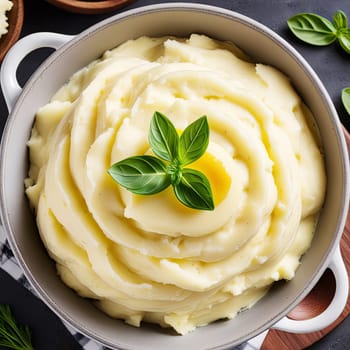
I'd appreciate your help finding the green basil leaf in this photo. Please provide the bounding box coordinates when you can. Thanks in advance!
[149,111,179,162]
[334,10,348,30]
[287,13,337,45]
[341,87,350,115]
[109,112,215,211]
[338,28,350,54]
[173,168,214,211]
[178,116,209,166]
[108,155,171,195]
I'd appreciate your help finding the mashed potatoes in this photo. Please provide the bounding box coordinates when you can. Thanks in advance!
[0,0,12,40]
[25,34,326,335]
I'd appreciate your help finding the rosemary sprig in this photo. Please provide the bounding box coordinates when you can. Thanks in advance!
[0,304,34,350]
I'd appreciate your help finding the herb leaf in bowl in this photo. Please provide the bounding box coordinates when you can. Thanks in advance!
[174,168,214,211]
[149,111,179,162]
[108,155,171,195]
[178,116,209,166]
[108,112,215,211]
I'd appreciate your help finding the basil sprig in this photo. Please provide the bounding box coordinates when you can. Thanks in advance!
[288,10,350,54]
[108,112,215,211]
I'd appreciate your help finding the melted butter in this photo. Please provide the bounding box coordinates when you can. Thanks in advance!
[190,151,232,206]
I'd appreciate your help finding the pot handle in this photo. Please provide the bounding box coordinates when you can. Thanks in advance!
[272,245,348,333]
[246,245,348,349]
[0,32,73,112]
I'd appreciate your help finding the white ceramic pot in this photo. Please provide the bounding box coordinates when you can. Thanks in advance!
[0,3,349,350]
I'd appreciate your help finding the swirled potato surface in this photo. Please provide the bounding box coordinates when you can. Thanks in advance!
[25,34,326,335]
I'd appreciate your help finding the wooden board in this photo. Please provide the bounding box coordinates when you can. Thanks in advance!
[262,128,350,349]
[45,0,135,14]
[0,0,24,62]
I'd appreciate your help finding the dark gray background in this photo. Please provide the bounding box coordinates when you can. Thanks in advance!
[0,0,349,349]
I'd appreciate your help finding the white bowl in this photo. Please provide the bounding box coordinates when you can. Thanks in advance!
[0,3,349,349]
